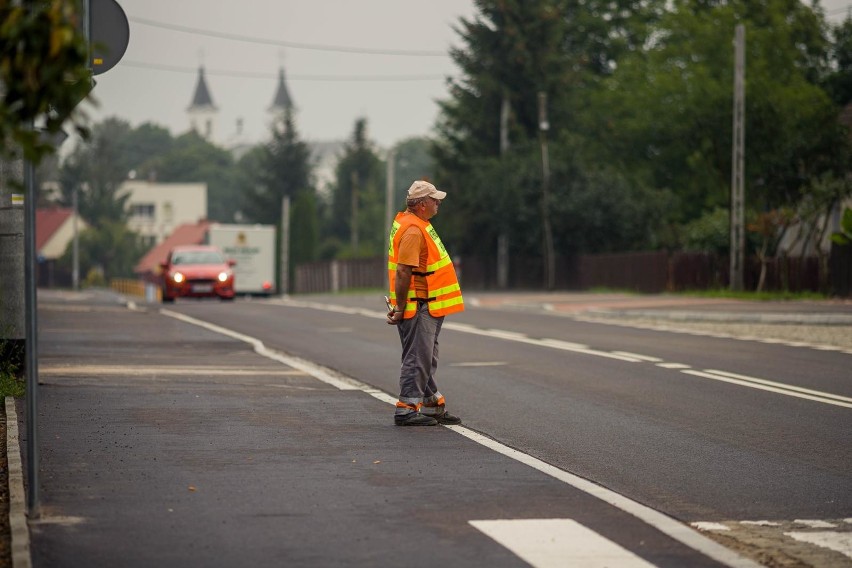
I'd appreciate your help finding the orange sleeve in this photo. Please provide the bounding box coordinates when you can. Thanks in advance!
[397,226,429,298]
[397,227,425,268]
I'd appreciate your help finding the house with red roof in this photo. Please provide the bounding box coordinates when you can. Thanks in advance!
[36,207,88,287]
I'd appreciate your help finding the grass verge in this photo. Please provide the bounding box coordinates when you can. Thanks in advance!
[675,289,828,301]
[0,373,24,399]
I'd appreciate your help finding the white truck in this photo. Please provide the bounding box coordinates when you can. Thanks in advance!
[206,224,276,295]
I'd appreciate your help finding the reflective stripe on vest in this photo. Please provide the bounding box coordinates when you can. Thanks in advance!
[387,212,464,319]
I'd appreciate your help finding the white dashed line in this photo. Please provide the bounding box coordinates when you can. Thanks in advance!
[682,370,852,409]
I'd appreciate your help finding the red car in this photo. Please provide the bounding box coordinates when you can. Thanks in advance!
[160,245,236,303]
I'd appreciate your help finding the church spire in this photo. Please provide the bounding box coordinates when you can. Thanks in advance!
[269,67,293,114]
[188,65,218,141]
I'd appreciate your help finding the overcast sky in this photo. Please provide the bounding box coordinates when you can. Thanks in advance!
[89,0,478,150]
[89,0,851,151]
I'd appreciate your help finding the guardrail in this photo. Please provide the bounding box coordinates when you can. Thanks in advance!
[110,278,161,302]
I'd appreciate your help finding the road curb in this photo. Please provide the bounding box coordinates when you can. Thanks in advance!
[5,397,31,568]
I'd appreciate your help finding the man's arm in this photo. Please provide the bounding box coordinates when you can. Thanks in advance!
[388,264,413,325]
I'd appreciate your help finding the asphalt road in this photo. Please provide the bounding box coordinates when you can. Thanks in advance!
[27,289,852,567]
[171,294,851,520]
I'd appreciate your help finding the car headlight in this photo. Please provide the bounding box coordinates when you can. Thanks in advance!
[172,272,185,283]
[217,271,231,283]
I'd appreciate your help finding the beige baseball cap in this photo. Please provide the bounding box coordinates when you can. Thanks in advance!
[407,180,446,200]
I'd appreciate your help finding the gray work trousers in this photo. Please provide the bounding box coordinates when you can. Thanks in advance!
[395,301,444,416]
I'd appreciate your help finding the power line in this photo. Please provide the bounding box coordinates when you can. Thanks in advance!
[121,60,448,81]
[129,16,449,57]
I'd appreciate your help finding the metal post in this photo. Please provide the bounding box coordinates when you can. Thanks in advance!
[730,25,746,291]
[538,92,555,290]
[280,195,290,295]
[497,92,510,289]
[384,150,395,291]
[72,185,79,290]
[23,143,39,518]
[350,171,358,255]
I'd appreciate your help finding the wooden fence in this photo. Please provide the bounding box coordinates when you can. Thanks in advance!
[293,247,852,297]
[295,258,385,294]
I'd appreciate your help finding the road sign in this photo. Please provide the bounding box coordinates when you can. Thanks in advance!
[90,0,129,75]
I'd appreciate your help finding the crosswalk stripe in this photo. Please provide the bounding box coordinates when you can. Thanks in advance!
[470,519,656,568]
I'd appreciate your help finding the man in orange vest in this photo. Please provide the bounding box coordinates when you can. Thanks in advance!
[386,180,465,426]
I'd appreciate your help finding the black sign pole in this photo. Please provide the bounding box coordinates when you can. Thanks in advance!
[23,125,39,518]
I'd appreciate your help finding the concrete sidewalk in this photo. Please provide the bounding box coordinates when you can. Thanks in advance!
[15,288,756,568]
[464,291,852,324]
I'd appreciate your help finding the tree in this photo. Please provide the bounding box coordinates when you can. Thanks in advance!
[123,123,174,174]
[326,118,385,258]
[595,0,845,223]
[144,130,241,222]
[59,118,134,228]
[240,108,313,225]
[392,137,435,207]
[434,0,667,261]
[824,15,852,105]
[0,0,92,165]
[58,220,145,282]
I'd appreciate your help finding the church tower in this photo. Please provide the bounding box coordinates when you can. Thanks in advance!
[268,67,294,120]
[187,65,218,141]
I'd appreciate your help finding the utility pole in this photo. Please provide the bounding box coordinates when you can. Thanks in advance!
[350,170,359,254]
[730,24,746,291]
[385,150,395,291]
[72,185,80,290]
[497,92,510,289]
[538,92,555,290]
[280,195,290,295]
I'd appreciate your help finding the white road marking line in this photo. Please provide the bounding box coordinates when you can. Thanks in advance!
[793,519,838,529]
[276,299,643,363]
[470,519,656,568]
[612,351,663,362]
[441,322,644,362]
[538,338,590,350]
[163,309,759,568]
[691,522,731,532]
[40,365,308,376]
[656,363,692,369]
[681,370,852,409]
[705,370,852,404]
[162,310,366,391]
[450,362,508,367]
[785,532,852,559]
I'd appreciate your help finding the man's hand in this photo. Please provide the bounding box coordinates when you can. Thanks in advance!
[387,308,403,325]
[389,264,413,326]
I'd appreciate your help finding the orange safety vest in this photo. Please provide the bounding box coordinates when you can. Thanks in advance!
[387,211,464,319]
